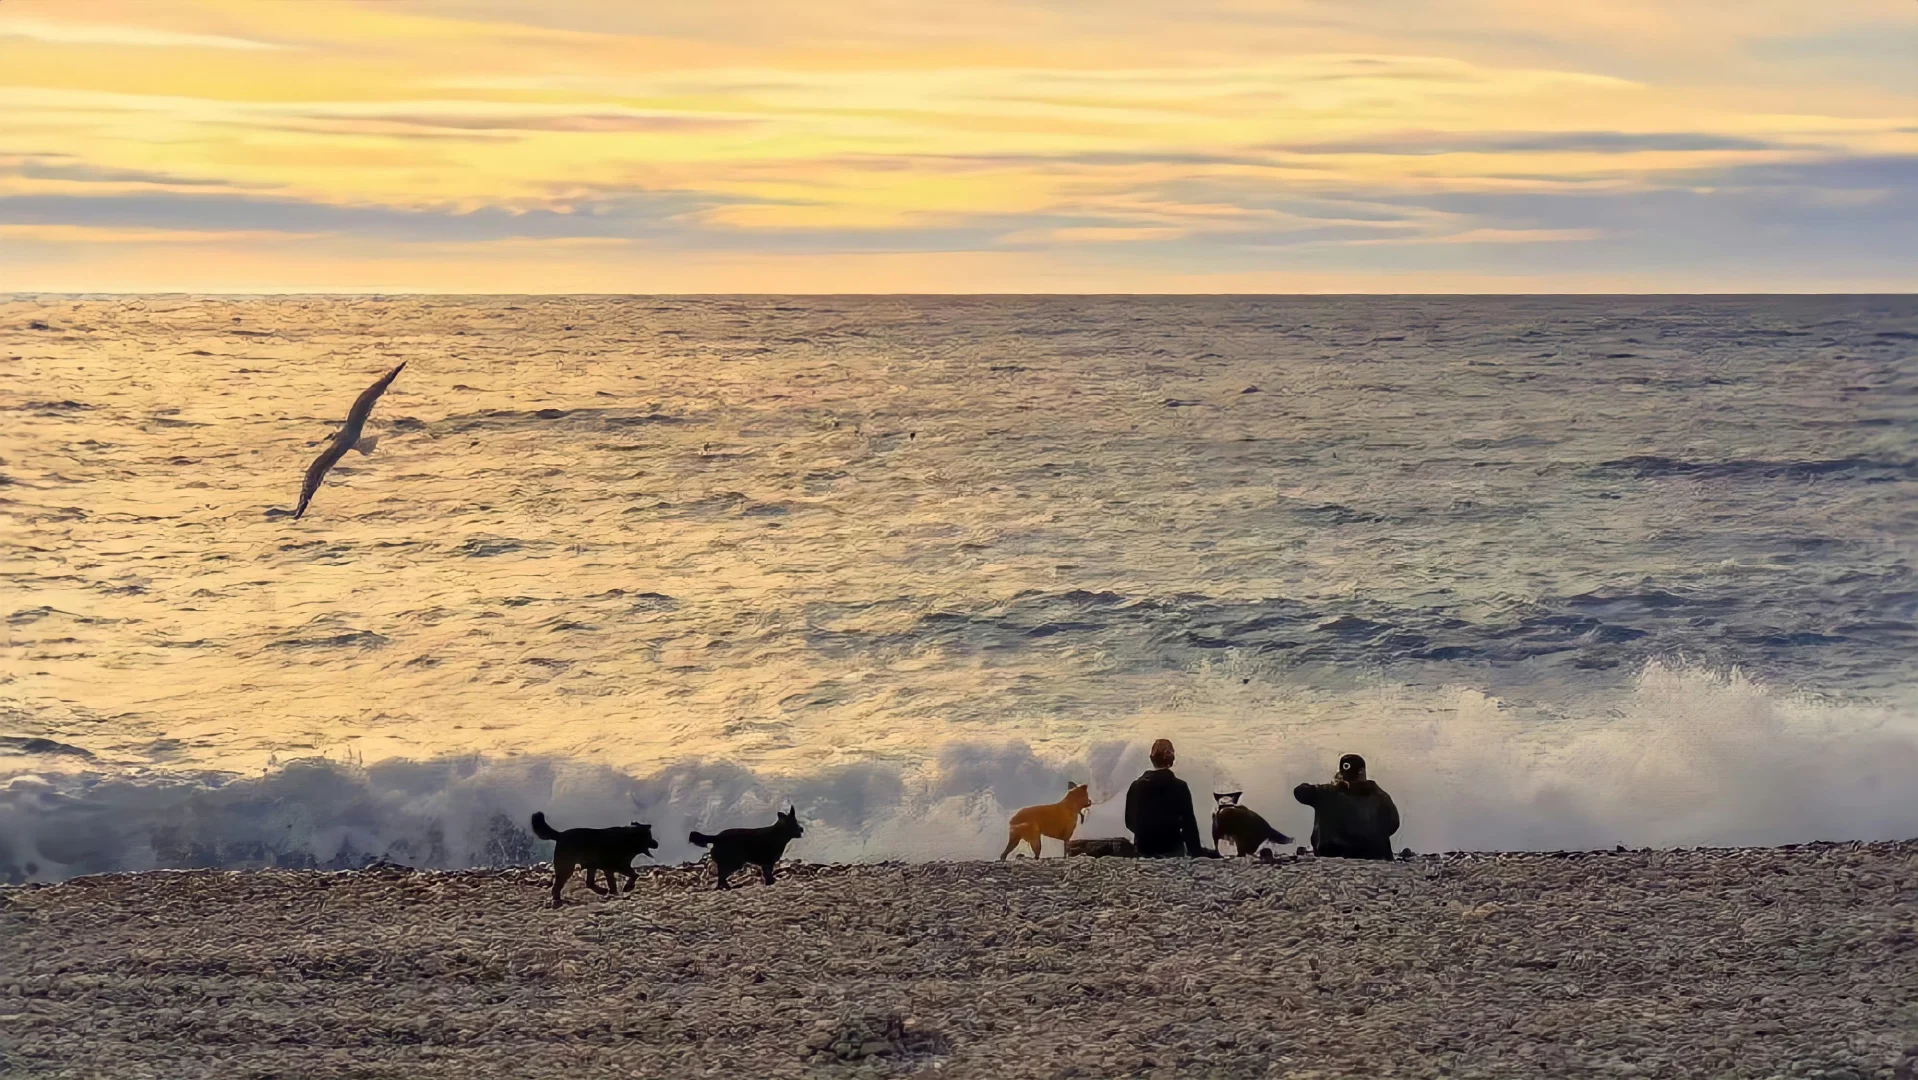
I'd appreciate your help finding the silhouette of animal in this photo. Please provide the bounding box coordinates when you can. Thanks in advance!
[530,811,658,908]
[1210,791,1293,857]
[292,362,404,519]
[999,782,1093,859]
[689,807,804,889]
[1065,836,1136,857]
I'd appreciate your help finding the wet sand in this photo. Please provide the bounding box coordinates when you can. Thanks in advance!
[4,843,1916,1078]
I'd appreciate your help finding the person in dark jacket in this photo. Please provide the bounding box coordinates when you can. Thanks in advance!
[1293,753,1400,859]
[1124,739,1217,858]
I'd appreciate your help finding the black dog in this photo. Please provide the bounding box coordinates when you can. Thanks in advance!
[1211,792,1294,857]
[531,811,659,907]
[688,807,803,889]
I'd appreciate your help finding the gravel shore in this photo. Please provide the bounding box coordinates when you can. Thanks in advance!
[4,843,1916,1079]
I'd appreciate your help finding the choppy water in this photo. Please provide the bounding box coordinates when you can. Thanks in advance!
[4,295,1917,879]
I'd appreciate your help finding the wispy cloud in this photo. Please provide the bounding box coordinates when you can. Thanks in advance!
[0,189,731,242]
[1276,131,1802,156]
[321,113,753,134]
[0,223,320,244]
[0,16,286,51]
[0,1,1911,290]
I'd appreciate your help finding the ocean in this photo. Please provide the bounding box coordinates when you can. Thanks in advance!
[4,294,1916,880]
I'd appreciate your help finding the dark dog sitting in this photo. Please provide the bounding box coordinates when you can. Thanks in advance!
[689,807,804,889]
[1210,792,1293,857]
[530,811,658,908]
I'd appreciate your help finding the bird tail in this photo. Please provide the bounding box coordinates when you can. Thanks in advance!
[530,812,561,841]
[688,831,715,848]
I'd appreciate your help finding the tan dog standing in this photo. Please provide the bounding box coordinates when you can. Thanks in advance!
[999,782,1093,859]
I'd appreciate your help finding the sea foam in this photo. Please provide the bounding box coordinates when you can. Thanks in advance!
[5,664,1912,882]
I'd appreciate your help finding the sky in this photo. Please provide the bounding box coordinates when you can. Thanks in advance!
[1,0,1914,293]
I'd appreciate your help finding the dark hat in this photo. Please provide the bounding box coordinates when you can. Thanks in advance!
[1338,753,1367,775]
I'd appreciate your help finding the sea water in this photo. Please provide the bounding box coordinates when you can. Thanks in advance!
[3,295,1915,878]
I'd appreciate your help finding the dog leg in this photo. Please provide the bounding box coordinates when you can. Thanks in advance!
[622,867,638,893]
[551,859,575,908]
[1006,823,1040,859]
[583,868,610,895]
[760,862,776,886]
[999,827,1021,861]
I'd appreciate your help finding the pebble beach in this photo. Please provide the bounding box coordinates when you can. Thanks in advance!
[5,842,1916,1079]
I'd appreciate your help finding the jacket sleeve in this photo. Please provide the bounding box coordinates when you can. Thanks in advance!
[1378,790,1401,837]
[1294,782,1327,806]
[1177,781,1204,855]
[1124,778,1142,835]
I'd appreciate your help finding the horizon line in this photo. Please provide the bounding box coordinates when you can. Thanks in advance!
[8,290,1917,299]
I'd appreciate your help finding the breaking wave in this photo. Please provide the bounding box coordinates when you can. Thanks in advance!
[4,664,1914,882]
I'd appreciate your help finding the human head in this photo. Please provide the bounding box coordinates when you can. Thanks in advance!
[1337,753,1367,781]
[1149,739,1176,769]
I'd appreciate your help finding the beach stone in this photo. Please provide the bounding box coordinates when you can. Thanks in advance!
[2,846,1913,1078]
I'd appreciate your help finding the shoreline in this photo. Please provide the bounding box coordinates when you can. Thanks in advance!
[5,842,1916,1078]
[10,835,1915,886]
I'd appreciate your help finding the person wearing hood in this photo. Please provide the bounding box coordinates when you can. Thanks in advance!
[1293,753,1400,859]
[1124,739,1218,858]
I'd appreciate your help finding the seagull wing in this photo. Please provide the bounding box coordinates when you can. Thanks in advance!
[345,361,406,431]
[293,438,350,519]
[290,362,406,520]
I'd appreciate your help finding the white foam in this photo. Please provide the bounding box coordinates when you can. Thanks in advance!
[3,664,1913,882]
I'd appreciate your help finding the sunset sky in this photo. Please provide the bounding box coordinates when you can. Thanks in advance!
[1,0,1913,292]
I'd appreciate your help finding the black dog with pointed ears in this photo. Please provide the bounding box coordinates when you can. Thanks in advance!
[531,812,659,907]
[689,807,804,889]
[1210,792,1293,858]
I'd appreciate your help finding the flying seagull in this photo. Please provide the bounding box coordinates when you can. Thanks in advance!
[291,362,405,520]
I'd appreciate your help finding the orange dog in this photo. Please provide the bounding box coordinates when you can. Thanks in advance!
[999,782,1093,859]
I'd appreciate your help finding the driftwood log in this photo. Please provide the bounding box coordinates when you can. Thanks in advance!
[1065,837,1136,858]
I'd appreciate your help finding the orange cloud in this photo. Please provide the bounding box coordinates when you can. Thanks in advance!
[0,0,1911,290]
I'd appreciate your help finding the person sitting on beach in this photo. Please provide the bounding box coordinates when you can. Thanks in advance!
[1124,739,1217,858]
[1293,753,1400,860]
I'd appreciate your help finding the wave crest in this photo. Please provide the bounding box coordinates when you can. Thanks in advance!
[3,664,1914,882]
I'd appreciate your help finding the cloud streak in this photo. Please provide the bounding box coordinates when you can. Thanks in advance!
[1276,131,1803,156]
[0,16,287,51]
[0,1,1912,290]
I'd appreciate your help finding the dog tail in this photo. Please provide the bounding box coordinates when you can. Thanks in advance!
[1269,825,1294,846]
[688,830,715,848]
[530,812,561,841]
